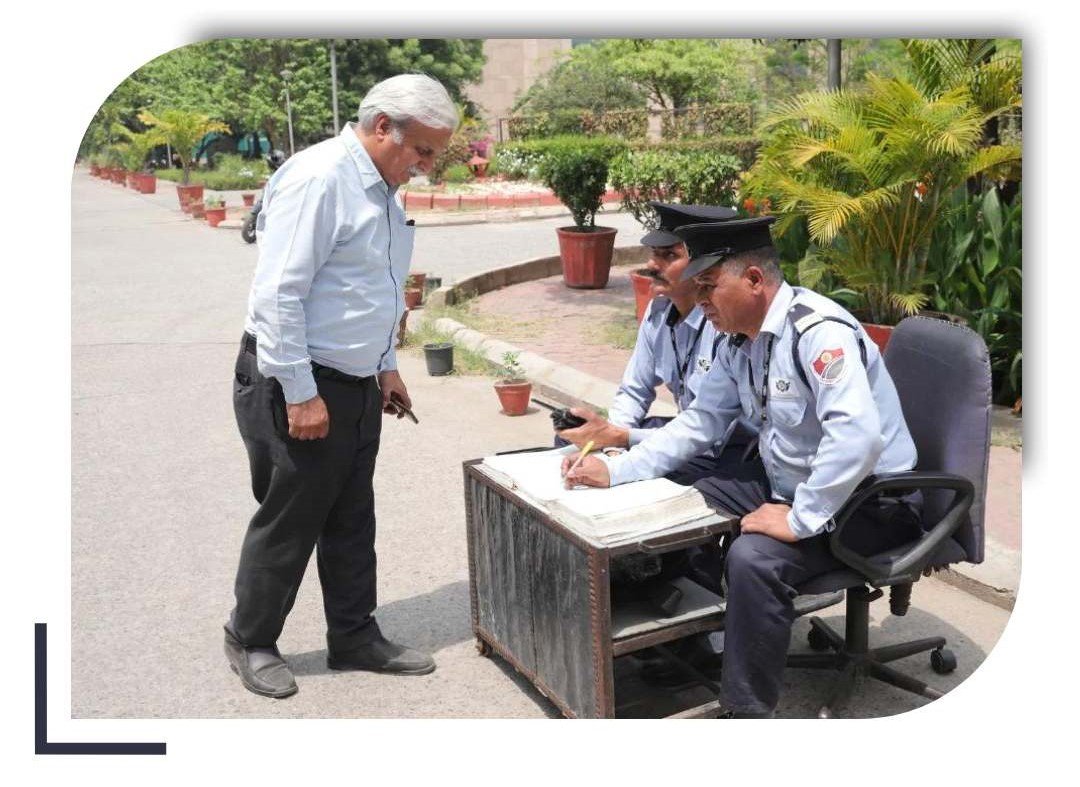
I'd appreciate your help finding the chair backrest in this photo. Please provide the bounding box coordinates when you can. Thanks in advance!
[883,316,992,564]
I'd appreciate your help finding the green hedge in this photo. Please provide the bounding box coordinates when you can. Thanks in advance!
[609,147,743,226]
[153,154,269,190]
[628,138,761,171]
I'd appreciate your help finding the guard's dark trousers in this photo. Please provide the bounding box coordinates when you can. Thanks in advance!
[230,335,383,653]
[693,453,921,716]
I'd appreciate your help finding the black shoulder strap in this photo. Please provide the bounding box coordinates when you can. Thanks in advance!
[787,303,868,389]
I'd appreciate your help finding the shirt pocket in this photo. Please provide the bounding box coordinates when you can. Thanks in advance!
[768,396,808,428]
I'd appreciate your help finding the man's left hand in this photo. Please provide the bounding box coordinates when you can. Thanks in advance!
[740,503,799,543]
[378,370,411,417]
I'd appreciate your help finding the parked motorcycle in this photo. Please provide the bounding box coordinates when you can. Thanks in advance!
[241,150,287,244]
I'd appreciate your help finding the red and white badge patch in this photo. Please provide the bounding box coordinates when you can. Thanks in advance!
[812,347,846,385]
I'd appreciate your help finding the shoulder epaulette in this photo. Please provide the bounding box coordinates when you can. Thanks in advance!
[787,302,867,388]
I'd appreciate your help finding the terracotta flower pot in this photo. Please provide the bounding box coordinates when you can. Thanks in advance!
[205,206,227,227]
[408,272,427,292]
[555,226,617,289]
[90,164,100,177]
[189,201,206,219]
[136,173,157,194]
[860,322,893,355]
[113,169,128,184]
[176,183,204,213]
[629,269,658,323]
[404,288,423,310]
[242,193,255,207]
[126,172,139,189]
[495,380,532,416]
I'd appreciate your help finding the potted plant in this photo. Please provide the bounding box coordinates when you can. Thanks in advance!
[139,109,229,212]
[743,53,1021,350]
[404,274,424,310]
[493,351,532,416]
[116,129,159,194]
[629,268,661,323]
[205,195,227,227]
[423,342,454,376]
[189,200,206,220]
[242,192,256,207]
[538,137,622,289]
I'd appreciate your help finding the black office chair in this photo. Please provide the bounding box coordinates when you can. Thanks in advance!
[787,316,992,718]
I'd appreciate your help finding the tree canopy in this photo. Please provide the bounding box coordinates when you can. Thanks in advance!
[81,38,485,156]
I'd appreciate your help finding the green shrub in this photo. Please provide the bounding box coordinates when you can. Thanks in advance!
[442,164,473,184]
[210,153,269,189]
[927,185,1023,403]
[534,136,628,228]
[608,147,742,226]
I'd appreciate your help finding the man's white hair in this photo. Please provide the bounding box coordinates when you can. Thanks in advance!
[357,74,459,134]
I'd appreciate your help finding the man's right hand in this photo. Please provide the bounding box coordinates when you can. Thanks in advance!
[557,407,630,450]
[561,454,611,489]
[286,395,329,440]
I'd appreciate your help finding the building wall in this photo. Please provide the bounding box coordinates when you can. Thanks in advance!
[465,39,573,139]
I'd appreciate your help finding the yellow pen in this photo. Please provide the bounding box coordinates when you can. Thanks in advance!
[565,440,595,479]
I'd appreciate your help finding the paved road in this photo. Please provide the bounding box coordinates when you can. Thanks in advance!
[70,169,1010,719]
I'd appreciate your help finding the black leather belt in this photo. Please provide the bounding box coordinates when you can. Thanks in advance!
[242,333,374,385]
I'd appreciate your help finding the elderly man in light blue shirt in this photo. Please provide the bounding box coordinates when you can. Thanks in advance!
[225,74,457,700]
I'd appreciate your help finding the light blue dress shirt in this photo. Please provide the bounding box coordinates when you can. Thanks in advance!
[604,282,918,539]
[609,298,724,446]
[244,123,413,403]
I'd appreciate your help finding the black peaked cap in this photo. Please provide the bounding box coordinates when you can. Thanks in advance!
[676,217,778,281]
[640,201,738,247]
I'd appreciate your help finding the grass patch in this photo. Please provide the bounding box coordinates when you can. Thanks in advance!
[423,297,539,339]
[593,312,640,350]
[401,316,496,377]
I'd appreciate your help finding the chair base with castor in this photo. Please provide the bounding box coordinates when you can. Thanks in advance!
[787,585,957,718]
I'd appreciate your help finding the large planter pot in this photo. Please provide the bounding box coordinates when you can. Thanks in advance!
[205,206,227,227]
[89,164,100,177]
[136,173,157,194]
[176,183,204,213]
[189,201,206,219]
[404,288,423,310]
[494,380,532,416]
[860,322,893,355]
[112,169,128,184]
[423,342,454,376]
[555,226,617,289]
[629,269,657,323]
[242,193,256,207]
[408,272,427,293]
[126,172,139,189]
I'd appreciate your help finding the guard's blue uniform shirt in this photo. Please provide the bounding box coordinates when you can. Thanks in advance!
[604,282,918,539]
[609,297,724,446]
[244,123,413,404]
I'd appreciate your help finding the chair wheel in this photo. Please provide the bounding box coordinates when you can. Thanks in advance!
[807,626,832,652]
[930,647,956,674]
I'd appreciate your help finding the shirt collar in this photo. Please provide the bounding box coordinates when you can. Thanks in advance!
[759,280,795,339]
[339,122,394,194]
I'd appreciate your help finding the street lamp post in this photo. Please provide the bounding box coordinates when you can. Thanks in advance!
[281,69,295,156]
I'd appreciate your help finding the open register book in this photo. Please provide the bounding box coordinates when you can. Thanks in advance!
[478,447,727,546]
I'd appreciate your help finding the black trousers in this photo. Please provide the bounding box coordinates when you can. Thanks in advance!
[229,337,383,653]
[692,452,922,715]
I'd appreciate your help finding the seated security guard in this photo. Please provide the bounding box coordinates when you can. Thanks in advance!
[557,201,753,486]
[564,217,922,718]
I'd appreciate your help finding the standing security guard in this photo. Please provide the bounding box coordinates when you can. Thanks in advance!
[558,202,753,485]
[565,217,921,717]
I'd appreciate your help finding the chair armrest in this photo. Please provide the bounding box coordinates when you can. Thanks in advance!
[828,471,975,585]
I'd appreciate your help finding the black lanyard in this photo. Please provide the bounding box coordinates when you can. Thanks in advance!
[668,308,704,408]
[746,335,776,422]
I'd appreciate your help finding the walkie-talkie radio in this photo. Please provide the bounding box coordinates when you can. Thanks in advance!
[531,398,587,431]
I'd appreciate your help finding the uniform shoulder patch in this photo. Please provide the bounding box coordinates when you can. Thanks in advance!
[811,347,847,385]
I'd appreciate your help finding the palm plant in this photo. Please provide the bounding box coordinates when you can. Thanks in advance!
[743,70,1021,324]
[115,129,159,174]
[138,109,230,185]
